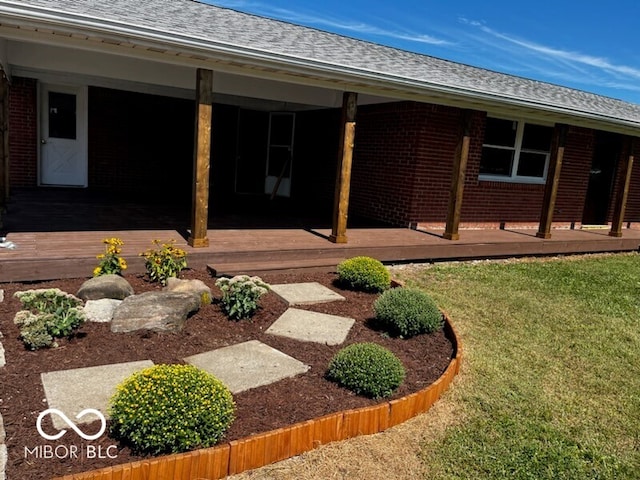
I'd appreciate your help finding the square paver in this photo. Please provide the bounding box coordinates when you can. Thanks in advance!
[270,282,345,306]
[184,340,309,394]
[266,308,355,345]
[41,360,154,430]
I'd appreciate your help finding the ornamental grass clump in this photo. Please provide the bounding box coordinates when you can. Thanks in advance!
[374,287,443,338]
[326,342,405,399]
[13,288,86,350]
[336,256,391,292]
[93,237,127,276]
[140,239,188,285]
[215,275,270,320]
[109,364,235,455]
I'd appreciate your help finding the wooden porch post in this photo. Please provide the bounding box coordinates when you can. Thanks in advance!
[536,124,568,239]
[0,71,8,206]
[329,92,357,244]
[609,136,635,237]
[188,68,213,248]
[444,110,472,240]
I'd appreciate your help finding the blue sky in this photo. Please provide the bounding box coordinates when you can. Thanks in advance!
[204,0,640,104]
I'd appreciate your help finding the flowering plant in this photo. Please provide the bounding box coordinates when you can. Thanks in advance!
[215,275,270,320]
[140,239,188,285]
[93,237,127,276]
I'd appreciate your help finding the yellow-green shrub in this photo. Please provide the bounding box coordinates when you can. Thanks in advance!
[109,364,235,455]
[336,256,390,292]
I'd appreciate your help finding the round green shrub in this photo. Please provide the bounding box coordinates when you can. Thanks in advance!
[374,287,443,338]
[326,342,405,399]
[109,364,235,455]
[336,256,391,292]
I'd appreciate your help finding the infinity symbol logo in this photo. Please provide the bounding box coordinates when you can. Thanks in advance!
[36,408,106,441]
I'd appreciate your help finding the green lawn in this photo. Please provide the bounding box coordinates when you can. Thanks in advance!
[393,253,640,480]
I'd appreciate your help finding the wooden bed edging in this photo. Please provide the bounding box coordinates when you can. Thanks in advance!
[55,315,462,480]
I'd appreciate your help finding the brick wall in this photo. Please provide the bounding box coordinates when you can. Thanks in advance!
[351,102,430,226]
[351,101,605,228]
[88,87,194,198]
[9,77,38,187]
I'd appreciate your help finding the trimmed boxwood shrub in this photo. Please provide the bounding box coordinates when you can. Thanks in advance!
[374,287,443,338]
[326,342,405,399]
[336,256,391,292]
[109,364,235,455]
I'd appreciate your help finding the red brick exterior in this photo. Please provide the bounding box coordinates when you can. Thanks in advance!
[88,87,194,197]
[9,77,38,187]
[351,101,634,228]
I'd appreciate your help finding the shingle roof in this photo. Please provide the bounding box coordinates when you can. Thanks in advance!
[5,0,640,131]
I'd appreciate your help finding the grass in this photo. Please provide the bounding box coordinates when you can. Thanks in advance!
[393,253,640,480]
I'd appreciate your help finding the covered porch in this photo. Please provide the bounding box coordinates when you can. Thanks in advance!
[1,188,639,282]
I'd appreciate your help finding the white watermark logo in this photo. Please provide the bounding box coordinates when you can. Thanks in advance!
[36,408,106,441]
[25,408,118,460]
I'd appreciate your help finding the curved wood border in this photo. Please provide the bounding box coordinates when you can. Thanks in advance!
[56,314,462,480]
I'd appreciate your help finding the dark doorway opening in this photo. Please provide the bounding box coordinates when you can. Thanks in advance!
[582,132,622,225]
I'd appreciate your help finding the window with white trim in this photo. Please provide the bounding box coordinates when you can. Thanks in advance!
[479,117,553,182]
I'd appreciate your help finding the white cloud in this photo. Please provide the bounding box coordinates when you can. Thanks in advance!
[460,18,640,82]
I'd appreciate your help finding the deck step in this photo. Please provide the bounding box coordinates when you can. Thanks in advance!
[207,257,348,277]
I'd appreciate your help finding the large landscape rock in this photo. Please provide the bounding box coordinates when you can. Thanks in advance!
[77,275,134,301]
[164,277,212,306]
[111,291,201,333]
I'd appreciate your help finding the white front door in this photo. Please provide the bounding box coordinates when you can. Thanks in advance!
[40,84,88,187]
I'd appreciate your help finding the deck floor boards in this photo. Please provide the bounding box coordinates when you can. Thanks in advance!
[2,188,639,282]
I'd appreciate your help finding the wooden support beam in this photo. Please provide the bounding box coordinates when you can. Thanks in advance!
[0,71,8,206]
[536,124,568,239]
[444,110,472,240]
[330,92,357,244]
[609,137,635,237]
[188,68,213,248]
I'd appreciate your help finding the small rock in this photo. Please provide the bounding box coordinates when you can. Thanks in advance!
[165,277,212,306]
[77,275,134,301]
[82,299,123,323]
[0,290,3,303]
[0,343,4,369]
[111,291,201,333]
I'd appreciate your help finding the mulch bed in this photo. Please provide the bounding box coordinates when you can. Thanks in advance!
[0,269,454,480]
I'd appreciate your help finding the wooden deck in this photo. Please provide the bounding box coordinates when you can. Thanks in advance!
[2,225,640,282]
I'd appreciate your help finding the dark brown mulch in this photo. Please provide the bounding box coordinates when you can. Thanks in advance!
[0,269,454,480]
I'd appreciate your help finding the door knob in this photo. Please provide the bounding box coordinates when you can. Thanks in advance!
[41,139,47,144]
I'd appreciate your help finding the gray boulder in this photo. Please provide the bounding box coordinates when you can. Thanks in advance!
[77,275,134,301]
[111,291,201,333]
[83,298,122,323]
[164,277,212,306]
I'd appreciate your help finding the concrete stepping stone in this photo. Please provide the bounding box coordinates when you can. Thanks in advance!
[41,360,153,430]
[270,282,345,306]
[266,308,355,346]
[184,340,309,394]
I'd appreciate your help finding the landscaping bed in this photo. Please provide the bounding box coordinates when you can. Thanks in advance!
[0,268,454,480]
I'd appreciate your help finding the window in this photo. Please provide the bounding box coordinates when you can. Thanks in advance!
[480,117,553,182]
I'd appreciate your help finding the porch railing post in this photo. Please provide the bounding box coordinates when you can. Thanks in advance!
[444,110,472,240]
[188,68,213,248]
[0,70,8,207]
[536,123,568,239]
[330,92,357,244]
[609,136,635,237]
